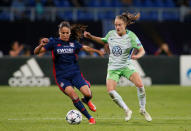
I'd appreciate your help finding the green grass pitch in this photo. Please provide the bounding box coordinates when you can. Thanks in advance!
[0,85,191,131]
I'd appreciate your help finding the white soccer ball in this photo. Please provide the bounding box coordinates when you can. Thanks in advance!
[66,110,82,124]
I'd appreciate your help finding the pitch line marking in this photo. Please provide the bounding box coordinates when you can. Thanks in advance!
[7,117,191,121]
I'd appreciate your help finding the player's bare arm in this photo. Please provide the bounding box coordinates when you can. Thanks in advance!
[82,45,104,57]
[131,47,145,60]
[84,31,106,45]
[34,38,48,55]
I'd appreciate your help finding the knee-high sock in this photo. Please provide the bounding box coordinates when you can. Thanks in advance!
[137,86,146,110]
[72,98,92,119]
[109,90,129,112]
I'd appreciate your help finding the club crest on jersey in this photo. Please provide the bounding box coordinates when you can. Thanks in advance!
[60,82,64,87]
[136,39,142,46]
[69,42,74,47]
[137,43,141,47]
[112,46,122,56]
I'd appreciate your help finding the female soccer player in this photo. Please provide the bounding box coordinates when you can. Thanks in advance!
[34,21,104,124]
[84,12,152,122]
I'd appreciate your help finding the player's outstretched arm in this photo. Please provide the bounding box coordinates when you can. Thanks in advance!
[82,45,104,57]
[34,38,48,55]
[131,47,145,60]
[84,31,106,45]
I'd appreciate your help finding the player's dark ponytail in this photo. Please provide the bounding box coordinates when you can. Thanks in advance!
[58,21,87,42]
[116,12,140,26]
[70,24,87,41]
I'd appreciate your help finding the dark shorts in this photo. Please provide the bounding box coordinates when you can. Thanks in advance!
[56,72,90,91]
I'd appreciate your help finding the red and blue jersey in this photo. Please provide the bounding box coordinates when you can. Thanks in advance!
[44,37,82,78]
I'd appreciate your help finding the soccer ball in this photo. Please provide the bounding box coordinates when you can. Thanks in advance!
[66,110,82,124]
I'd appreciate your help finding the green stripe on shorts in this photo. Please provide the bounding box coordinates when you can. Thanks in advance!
[107,67,136,82]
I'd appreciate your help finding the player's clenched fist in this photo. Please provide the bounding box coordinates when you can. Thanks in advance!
[40,38,49,47]
[84,31,92,39]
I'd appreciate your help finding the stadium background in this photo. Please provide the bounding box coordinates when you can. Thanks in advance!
[0,0,191,55]
[0,0,191,130]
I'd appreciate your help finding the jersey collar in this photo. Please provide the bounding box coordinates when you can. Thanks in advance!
[126,29,129,34]
[58,37,69,44]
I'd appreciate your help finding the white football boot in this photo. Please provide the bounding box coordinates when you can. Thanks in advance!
[140,109,152,122]
[125,110,132,121]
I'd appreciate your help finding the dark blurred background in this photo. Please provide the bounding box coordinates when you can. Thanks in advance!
[0,0,191,57]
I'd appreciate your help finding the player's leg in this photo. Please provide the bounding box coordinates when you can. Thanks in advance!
[129,72,146,110]
[107,70,132,121]
[129,72,152,122]
[72,73,96,112]
[79,85,96,124]
[56,78,94,124]
[80,85,96,112]
[64,86,95,124]
[71,73,96,124]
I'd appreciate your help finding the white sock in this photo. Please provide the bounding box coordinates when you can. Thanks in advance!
[109,90,129,112]
[137,86,146,110]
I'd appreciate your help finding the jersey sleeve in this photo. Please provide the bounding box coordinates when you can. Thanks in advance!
[75,42,82,53]
[101,30,113,43]
[130,32,143,50]
[44,37,55,51]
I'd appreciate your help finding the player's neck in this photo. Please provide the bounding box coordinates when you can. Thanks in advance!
[59,37,69,42]
[118,31,126,36]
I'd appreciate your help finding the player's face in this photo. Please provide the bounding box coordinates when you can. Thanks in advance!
[59,27,71,41]
[114,18,126,36]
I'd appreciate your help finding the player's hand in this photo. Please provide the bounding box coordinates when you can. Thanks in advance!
[131,55,140,60]
[40,38,49,47]
[97,50,105,57]
[84,31,92,39]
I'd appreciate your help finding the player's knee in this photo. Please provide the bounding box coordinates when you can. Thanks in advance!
[82,89,92,98]
[85,93,92,99]
[107,88,113,92]
[71,96,79,101]
[68,92,79,100]
[107,85,115,92]
[106,80,117,92]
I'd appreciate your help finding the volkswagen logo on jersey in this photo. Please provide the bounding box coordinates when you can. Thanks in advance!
[112,46,122,56]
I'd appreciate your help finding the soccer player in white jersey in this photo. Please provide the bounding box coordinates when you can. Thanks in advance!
[84,12,152,122]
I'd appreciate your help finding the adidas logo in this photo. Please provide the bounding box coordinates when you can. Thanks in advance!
[118,60,152,86]
[8,58,51,87]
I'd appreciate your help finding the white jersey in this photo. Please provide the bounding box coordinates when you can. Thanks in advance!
[101,30,142,70]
